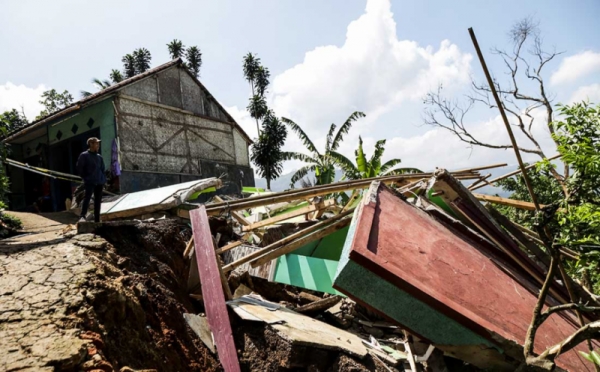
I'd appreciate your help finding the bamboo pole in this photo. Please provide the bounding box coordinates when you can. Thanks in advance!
[241,199,334,232]
[222,208,355,273]
[467,173,491,190]
[452,162,507,173]
[215,240,243,254]
[470,154,561,192]
[473,193,544,211]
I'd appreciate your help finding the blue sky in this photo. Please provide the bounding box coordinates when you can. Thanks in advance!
[1,0,599,177]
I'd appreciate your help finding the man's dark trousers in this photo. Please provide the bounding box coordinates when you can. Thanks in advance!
[80,184,103,222]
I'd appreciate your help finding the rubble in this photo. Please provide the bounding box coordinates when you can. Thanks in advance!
[3,163,599,371]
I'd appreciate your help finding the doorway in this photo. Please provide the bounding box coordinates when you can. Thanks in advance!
[48,129,100,211]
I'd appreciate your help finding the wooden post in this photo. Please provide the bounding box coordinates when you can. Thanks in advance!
[189,206,240,372]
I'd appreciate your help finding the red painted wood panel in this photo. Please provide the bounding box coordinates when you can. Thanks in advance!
[349,184,594,372]
[190,206,240,372]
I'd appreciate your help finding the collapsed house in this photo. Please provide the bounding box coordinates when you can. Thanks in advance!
[66,163,596,371]
[3,58,254,212]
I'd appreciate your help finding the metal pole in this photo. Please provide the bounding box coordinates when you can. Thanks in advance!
[467,28,540,210]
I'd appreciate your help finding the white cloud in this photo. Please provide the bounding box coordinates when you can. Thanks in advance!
[224,104,258,140]
[550,51,600,86]
[568,83,600,104]
[0,82,47,120]
[270,0,471,143]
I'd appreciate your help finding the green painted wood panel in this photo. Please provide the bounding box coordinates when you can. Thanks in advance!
[273,254,343,296]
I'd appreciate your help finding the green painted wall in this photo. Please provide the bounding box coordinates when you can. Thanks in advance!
[47,99,115,165]
[273,225,350,294]
[21,136,48,160]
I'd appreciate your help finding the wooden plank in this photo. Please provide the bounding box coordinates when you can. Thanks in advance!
[251,217,352,268]
[451,162,507,173]
[215,240,243,254]
[183,237,194,258]
[295,296,342,314]
[189,206,240,372]
[242,199,334,231]
[222,208,355,273]
[472,193,543,211]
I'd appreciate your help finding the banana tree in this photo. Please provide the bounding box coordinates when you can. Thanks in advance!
[329,136,422,180]
[282,111,366,188]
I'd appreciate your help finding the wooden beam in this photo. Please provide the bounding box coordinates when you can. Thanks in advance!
[215,240,243,254]
[222,208,355,273]
[241,199,334,232]
[202,171,478,217]
[467,173,491,190]
[452,162,508,173]
[183,237,194,259]
[470,154,561,191]
[189,206,240,372]
[250,216,352,268]
[472,193,544,211]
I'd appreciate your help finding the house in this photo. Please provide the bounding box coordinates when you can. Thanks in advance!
[4,58,254,211]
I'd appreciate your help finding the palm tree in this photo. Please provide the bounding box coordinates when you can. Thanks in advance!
[282,111,365,188]
[122,54,136,78]
[133,48,152,74]
[80,78,113,98]
[185,46,202,77]
[330,136,422,180]
[167,39,185,59]
[110,69,123,84]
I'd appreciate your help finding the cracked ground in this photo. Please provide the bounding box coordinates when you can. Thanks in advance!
[0,212,96,371]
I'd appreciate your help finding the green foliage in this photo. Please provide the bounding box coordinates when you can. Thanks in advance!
[579,350,600,366]
[110,69,123,84]
[185,46,202,78]
[282,112,366,188]
[243,53,286,189]
[37,89,73,119]
[167,39,185,59]
[121,54,136,78]
[243,53,270,123]
[497,102,600,292]
[133,48,152,74]
[0,109,28,132]
[251,113,288,190]
[330,136,422,180]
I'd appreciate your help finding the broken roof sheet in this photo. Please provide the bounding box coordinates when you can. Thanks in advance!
[333,181,595,372]
[101,178,221,220]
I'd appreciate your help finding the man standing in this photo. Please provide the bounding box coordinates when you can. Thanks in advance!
[76,137,106,223]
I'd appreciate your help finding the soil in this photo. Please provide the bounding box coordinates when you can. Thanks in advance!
[86,219,220,372]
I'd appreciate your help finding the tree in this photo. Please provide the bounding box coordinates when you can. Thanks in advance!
[243,53,270,135]
[423,18,567,191]
[422,17,600,369]
[518,102,600,370]
[251,112,288,190]
[110,69,123,84]
[185,46,202,78]
[81,78,113,98]
[122,54,136,78]
[330,136,421,180]
[242,53,287,189]
[0,109,28,132]
[167,39,185,59]
[133,48,152,74]
[37,89,73,119]
[282,111,365,187]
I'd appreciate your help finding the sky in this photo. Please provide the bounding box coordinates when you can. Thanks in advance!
[1,0,599,180]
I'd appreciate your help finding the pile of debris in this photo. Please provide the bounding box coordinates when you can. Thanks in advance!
[5,161,599,371]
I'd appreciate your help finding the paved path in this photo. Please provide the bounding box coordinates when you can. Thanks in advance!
[0,212,96,371]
